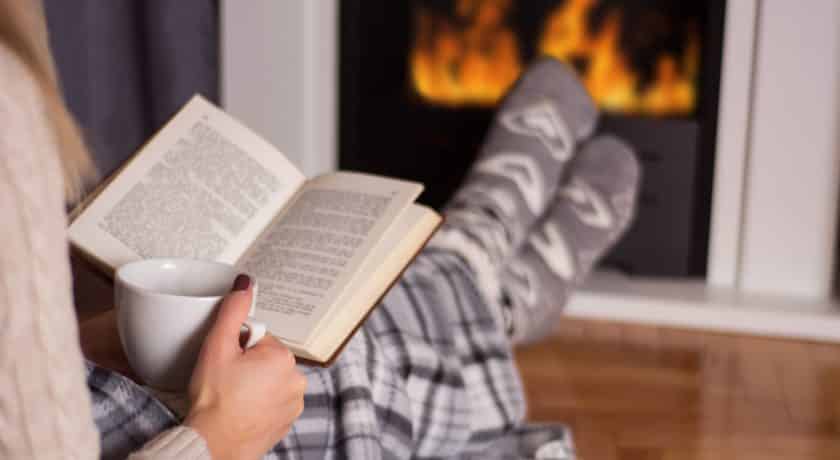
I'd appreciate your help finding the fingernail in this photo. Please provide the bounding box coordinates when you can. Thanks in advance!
[232,274,251,291]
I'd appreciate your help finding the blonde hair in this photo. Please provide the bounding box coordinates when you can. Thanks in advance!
[0,0,96,202]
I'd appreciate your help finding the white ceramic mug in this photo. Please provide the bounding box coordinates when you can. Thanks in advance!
[115,258,267,391]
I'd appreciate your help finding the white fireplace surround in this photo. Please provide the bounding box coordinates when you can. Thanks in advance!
[222,0,840,342]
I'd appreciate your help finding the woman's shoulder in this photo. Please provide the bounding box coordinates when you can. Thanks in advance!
[0,41,65,211]
[0,42,43,100]
[0,42,51,148]
[0,41,54,139]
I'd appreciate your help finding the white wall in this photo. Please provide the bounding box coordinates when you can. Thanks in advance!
[221,1,338,177]
[707,0,758,288]
[738,0,840,299]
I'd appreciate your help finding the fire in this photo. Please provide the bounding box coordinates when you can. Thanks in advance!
[539,0,698,115]
[410,0,700,116]
[410,0,522,107]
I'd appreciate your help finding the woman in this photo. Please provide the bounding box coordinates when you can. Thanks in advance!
[2,2,641,459]
[0,2,304,459]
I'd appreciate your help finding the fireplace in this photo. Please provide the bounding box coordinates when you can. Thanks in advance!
[223,0,840,345]
[339,0,726,277]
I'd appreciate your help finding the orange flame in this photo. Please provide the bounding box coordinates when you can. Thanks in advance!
[410,0,700,116]
[410,0,522,107]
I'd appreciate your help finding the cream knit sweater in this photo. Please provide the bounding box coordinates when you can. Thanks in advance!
[0,45,210,459]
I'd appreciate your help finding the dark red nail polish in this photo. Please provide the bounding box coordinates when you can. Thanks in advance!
[232,274,251,291]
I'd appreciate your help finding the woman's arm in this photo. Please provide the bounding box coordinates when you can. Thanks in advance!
[0,45,213,460]
[0,45,101,459]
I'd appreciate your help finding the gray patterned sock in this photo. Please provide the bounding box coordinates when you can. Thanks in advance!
[498,135,641,344]
[430,58,598,308]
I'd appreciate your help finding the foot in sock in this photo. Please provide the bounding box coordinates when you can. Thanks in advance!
[430,57,598,307]
[498,135,641,344]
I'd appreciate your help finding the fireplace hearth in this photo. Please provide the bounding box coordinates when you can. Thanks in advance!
[340,0,725,277]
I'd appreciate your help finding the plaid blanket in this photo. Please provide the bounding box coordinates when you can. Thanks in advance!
[87,250,575,459]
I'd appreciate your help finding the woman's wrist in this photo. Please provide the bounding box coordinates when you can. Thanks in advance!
[185,410,238,460]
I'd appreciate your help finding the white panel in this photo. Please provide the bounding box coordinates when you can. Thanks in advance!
[706,0,758,288]
[568,272,840,343]
[739,0,840,299]
[221,1,337,176]
[300,1,338,176]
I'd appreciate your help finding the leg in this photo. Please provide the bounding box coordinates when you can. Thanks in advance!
[499,135,641,344]
[84,58,602,459]
[85,361,178,459]
[429,58,598,316]
[85,251,577,459]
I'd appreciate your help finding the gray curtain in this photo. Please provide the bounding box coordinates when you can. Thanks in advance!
[44,0,219,178]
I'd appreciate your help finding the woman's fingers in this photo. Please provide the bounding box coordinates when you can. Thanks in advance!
[204,274,254,358]
[249,335,297,368]
[187,298,308,458]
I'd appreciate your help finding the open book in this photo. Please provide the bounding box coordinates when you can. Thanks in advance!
[69,95,442,366]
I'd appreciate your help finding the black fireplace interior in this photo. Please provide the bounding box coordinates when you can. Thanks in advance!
[340,0,726,277]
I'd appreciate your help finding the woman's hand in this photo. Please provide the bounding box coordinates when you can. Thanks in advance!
[185,275,306,460]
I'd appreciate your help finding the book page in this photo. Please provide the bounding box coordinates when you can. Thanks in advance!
[305,205,441,362]
[238,172,423,344]
[68,95,306,270]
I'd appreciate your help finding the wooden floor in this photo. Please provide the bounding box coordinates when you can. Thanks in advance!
[515,317,840,460]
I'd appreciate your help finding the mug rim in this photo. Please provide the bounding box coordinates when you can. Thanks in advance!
[115,258,239,301]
